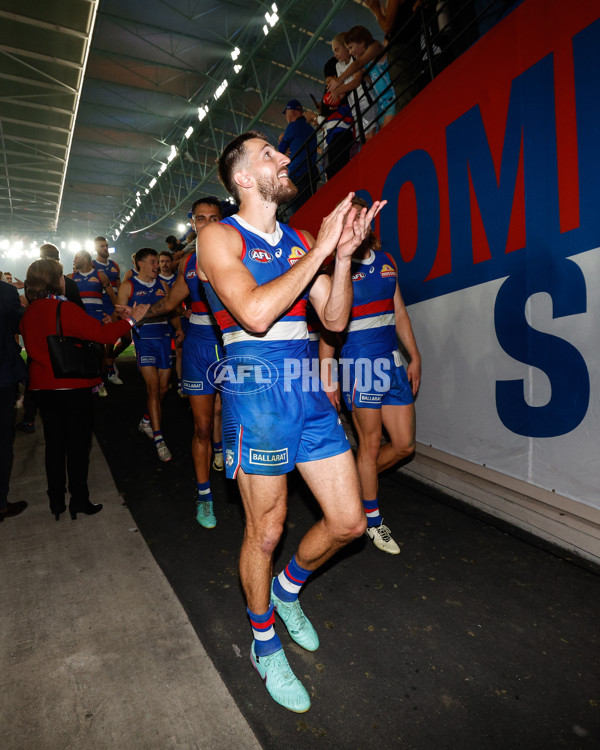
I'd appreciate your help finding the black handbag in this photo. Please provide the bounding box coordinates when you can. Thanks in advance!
[47,301,104,379]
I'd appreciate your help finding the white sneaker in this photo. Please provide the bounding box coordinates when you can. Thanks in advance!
[212,452,224,471]
[108,372,123,385]
[97,383,108,398]
[138,419,153,439]
[156,441,172,462]
[366,522,401,555]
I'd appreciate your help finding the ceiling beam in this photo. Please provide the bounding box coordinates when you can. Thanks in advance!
[0,44,84,71]
[0,116,71,135]
[0,11,90,39]
[0,50,78,93]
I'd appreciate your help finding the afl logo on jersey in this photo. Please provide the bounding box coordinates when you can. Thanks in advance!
[186,269,197,280]
[250,248,273,263]
[352,271,366,282]
[380,264,396,278]
[288,246,306,266]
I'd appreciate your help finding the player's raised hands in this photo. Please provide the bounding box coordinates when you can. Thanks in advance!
[336,198,387,260]
[313,192,358,258]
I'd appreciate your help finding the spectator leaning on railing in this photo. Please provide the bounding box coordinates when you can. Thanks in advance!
[364,0,422,109]
[319,57,355,178]
[331,31,375,141]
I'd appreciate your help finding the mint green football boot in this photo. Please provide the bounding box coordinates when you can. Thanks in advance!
[271,578,319,651]
[250,642,311,713]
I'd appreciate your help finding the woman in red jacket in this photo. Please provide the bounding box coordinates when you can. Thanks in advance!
[21,259,149,520]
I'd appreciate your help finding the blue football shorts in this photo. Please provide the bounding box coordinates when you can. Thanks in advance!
[340,349,414,411]
[181,335,223,395]
[135,336,172,370]
[222,373,350,478]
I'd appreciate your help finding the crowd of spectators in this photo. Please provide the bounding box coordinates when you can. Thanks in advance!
[277,0,518,216]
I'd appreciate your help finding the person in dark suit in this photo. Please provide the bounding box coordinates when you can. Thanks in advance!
[18,244,85,434]
[0,280,28,523]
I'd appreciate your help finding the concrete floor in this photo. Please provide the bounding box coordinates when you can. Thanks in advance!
[4,368,600,750]
[0,421,261,750]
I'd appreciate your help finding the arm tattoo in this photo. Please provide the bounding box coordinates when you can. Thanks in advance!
[148,298,167,316]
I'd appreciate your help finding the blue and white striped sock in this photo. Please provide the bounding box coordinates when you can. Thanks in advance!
[248,603,282,657]
[196,480,212,503]
[153,430,164,445]
[272,554,312,603]
[363,498,382,528]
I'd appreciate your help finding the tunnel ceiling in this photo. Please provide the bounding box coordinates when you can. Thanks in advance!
[0,0,376,248]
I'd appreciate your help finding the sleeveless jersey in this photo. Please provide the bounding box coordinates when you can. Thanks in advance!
[93,258,120,289]
[182,251,219,344]
[71,268,105,320]
[201,215,312,366]
[159,272,176,289]
[93,258,120,310]
[127,277,170,340]
[364,58,395,111]
[340,250,398,359]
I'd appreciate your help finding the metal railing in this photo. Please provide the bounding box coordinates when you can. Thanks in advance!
[278,0,519,221]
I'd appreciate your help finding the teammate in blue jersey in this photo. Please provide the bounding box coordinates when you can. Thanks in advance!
[145,197,224,528]
[71,250,117,322]
[197,130,385,713]
[92,236,128,386]
[71,249,119,398]
[118,248,183,463]
[327,195,421,554]
[158,250,177,288]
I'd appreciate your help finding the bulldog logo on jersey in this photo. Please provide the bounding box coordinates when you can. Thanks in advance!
[352,271,366,281]
[250,248,273,263]
[380,264,396,278]
[288,246,306,266]
[156,289,166,296]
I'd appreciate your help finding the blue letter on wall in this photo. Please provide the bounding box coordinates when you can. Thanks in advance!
[380,149,440,304]
[446,54,560,286]
[494,259,589,438]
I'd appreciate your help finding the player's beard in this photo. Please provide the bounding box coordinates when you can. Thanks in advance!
[256,172,298,205]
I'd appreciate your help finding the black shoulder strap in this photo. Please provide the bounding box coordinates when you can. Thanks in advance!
[55,300,64,337]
